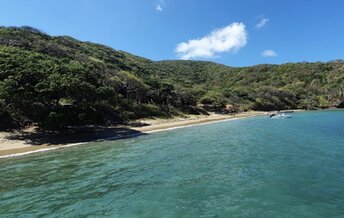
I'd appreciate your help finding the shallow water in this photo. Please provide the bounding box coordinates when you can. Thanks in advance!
[1,111,344,217]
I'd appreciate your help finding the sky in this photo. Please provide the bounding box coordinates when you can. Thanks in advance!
[1,0,344,67]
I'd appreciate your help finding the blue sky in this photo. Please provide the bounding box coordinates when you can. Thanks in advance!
[1,0,344,67]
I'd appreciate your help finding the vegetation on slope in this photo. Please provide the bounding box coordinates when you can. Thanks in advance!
[0,26,343,129]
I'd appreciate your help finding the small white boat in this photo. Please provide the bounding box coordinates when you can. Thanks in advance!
[269,112,292,119]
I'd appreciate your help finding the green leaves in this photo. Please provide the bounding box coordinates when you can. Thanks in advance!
[1,26,344,129]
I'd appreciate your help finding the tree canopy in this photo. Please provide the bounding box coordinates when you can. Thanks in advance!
[0,26,343,129]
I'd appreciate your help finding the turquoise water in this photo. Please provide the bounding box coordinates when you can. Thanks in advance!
[1,111,344,217]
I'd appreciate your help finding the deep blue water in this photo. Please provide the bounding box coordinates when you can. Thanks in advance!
[1,110,344,217]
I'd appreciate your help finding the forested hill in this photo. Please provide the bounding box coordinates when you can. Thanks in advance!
[1,26,344,129]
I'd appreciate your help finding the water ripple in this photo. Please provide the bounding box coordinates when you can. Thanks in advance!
[1,111,344,217]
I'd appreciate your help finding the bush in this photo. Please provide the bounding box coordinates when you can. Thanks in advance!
[199,91,227,111]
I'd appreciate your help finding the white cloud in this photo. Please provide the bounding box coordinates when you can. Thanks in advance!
[175,22,248,60]
[256,17,269,28]
[261,49,277,57]
[155,0,165,11]
[156,4,163,11]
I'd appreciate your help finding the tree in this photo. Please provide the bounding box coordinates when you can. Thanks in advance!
[199,91,227,111]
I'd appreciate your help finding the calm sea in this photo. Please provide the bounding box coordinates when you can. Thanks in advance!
[1,110,344,217]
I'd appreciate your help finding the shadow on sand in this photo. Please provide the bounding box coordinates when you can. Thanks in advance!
[6,126,146,146]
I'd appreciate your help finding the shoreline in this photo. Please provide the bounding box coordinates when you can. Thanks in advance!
[0,111,264,159]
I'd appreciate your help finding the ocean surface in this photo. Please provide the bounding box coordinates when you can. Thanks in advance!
[1,110,344,217]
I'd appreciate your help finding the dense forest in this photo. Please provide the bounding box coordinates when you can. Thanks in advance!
[1,26,343,129]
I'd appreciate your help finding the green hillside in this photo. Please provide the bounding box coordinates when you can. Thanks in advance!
[1,26,343,129]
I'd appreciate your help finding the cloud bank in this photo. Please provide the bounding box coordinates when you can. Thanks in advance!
[175,22,248,60]
[261,49,277,57]
[256,17,269,28]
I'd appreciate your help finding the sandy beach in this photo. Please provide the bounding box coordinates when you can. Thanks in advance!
[0,111,264,158]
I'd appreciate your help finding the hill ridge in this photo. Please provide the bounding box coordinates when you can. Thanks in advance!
[1,26,343,129]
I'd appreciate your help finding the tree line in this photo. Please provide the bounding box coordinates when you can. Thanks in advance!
[0,26,343,129]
